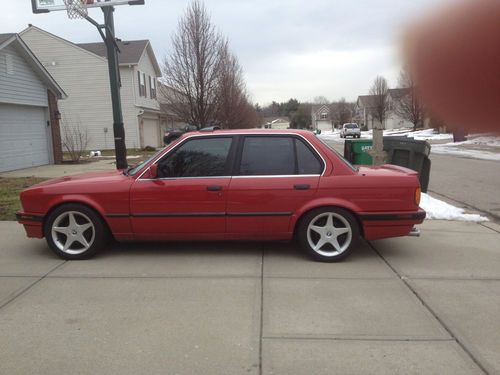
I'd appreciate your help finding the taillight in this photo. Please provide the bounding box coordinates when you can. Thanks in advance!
[415,187,421,206]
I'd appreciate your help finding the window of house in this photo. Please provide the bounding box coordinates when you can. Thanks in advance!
[320,112,328,119]
[5,54,15,75]
[149,76,157,99]
[138,71,146,97]
[156,137,233,178]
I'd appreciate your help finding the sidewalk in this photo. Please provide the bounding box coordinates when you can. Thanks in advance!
[0,159,116,178]
[0,220,499,374]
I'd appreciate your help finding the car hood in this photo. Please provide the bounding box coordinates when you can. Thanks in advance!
[30,170,128,189]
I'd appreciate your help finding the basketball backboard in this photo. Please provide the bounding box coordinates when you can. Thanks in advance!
[32,0,145,14]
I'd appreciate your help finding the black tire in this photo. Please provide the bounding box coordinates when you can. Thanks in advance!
[44,203,108,260]
[297,207,360,262]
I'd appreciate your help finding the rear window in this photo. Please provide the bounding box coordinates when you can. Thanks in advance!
[238,136,324,176]
[345,124,359,129]
[317,137,358,172]
[239,137,294,175]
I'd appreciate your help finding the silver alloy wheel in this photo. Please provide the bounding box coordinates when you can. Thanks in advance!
[51,211,95,255]
[306,212,352,257]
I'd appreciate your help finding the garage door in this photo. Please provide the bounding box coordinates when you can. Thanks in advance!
[142,118,160,148]
[316,121,333,132]
[0,104,50,173]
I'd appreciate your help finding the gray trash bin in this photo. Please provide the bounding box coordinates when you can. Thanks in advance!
[383,137,431,192]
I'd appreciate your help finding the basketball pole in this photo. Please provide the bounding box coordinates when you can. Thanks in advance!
[102,6,128,170]
[84,7,128,170]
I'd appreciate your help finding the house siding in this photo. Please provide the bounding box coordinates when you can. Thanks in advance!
[134,48,160,110]
[120,66,141,149]
[0,44,48,107]
[21,27,142,150]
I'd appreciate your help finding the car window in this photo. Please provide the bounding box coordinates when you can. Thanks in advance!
[239,137,294,175]
[295,139,323,174]
[156,137,232,178]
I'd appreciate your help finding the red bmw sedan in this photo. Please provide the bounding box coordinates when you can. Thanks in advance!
[17,129,425,262]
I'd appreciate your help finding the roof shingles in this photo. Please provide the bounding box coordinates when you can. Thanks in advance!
[77,39,149,65]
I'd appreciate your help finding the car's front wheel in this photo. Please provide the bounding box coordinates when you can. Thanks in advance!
[297,207,360,262]
[44,204,108,260]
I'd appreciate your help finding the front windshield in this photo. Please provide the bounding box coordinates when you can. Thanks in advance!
[125,148,165,176]
[317,137,358,172]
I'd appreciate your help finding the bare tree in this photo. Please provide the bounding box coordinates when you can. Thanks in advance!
[161,1,223,129]
[394,69,425,131]
[313,96,330,105]
[369,76,389,129]
[61,117,91,162]
[331,97,354,127]
[215,41,257,129]
[369,76,389,166]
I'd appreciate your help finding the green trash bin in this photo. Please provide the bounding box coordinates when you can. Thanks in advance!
[344,139,373,165]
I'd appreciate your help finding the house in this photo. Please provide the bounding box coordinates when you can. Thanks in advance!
[20,25,163,150]
[262,117,290,129]
[356,89,415,130]
[157,83,190,133]
[311,104,333,132]
[0,33,66,173]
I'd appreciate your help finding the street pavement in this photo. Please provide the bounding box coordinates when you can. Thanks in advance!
[428,153,500,221]
[1,220,499,375]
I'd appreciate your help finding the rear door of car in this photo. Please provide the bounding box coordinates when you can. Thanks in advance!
[130,135,236,240]
[226,135,324,239]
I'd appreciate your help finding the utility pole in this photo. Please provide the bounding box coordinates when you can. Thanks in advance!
[102,6,127,169]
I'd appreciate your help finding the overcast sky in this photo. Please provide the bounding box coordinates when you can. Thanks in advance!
[2,0,444,105]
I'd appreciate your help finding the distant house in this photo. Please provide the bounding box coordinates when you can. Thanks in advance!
[157,83,189,133]
[0,33,66,173]
[311,104,333,132]
[261,117,290,129]
[20,25,163,149]
[356,88,415,130]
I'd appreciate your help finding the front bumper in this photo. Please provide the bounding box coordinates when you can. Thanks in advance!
[16,212,44,238]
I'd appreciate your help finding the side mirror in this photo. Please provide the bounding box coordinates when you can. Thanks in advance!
[149,164,158,179]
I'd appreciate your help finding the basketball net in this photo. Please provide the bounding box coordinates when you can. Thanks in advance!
[63,0,89,19]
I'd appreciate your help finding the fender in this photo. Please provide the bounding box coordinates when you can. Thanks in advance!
[289,197,363,232]
[46,194,108,219]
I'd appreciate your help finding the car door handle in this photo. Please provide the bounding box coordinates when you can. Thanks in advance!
[294,184,310,190]
[207,185,223,191]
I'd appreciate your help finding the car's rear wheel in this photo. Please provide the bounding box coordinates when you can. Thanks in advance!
[297,207,359,262]
[44,204,108,260]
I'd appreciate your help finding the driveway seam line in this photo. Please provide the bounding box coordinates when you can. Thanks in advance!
[368,241,490,375]
[479,222,500,234]
[258,245,264,375]
[0,261,67,311]
[262,336,455,342]
[37,275,395,280]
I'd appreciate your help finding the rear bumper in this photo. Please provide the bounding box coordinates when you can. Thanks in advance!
[360,209,426,241]
[16,212,44,238]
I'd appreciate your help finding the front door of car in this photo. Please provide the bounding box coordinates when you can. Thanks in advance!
[130,136,235,240]
[226,135,324,239]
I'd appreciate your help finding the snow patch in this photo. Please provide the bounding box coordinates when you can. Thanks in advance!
[431,134,500,161]
[420,193,488,222]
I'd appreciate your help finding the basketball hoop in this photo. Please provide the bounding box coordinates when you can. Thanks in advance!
[63,0,89,19]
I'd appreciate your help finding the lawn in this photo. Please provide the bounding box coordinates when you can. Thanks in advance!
[0,177,48,221]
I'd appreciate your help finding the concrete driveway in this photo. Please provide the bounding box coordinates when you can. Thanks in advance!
[0,159,116,178]
[1,220,499,375]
